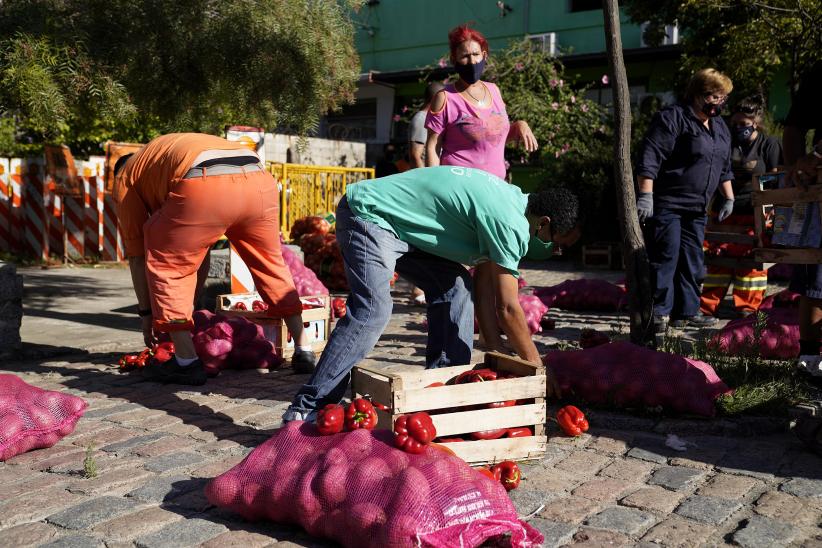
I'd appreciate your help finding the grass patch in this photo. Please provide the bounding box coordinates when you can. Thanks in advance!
[660,311,810,417]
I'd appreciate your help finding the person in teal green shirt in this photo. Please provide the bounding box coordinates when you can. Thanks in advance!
[284,166,580,422]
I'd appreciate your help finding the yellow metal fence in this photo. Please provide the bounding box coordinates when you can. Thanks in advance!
[268,162,374,239]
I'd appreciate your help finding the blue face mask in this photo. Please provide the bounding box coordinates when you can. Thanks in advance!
[454,59,486,85]
[733,125,755,143]
[525,232,554,261]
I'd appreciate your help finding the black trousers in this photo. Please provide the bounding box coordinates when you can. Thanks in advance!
[644,209,707,318]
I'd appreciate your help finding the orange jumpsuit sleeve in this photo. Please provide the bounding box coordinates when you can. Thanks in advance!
[114,182,150,257]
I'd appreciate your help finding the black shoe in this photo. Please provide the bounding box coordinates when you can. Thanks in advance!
[653,315,669,334]
[670,313,718,328]
[291,349,317,374]
[141,356,207,386]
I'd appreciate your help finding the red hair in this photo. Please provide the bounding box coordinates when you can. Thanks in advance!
[448,25,489,58]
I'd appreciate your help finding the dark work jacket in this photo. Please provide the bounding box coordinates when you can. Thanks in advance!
[637,103,734,213]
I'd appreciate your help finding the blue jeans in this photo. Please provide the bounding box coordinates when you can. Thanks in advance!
[288,197,474,419]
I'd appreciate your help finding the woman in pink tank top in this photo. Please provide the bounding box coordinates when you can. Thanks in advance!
[424,25,538,180]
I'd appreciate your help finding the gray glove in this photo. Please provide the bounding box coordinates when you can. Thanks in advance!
[637,192,653,223]
[717,198,735,223]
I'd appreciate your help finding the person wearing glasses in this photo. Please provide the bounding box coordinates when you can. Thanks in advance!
[636,69,736,332]
[700,95,782,318]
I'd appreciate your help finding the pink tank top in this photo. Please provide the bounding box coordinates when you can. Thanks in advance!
[425,82,511,179]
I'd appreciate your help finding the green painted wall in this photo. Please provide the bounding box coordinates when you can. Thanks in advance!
[352,0,644,74]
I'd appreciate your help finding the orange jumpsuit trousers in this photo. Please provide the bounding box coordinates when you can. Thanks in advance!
[144,168,302,332]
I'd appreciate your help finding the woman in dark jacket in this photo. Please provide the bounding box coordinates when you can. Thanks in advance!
[636,68,736,331]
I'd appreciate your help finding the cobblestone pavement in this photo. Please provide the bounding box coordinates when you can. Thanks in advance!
[1,264,820,547]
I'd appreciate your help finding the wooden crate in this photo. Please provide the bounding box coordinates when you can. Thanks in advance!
[752,168,822,264]
[704,221,769,270]
[352,352,547,465]
[216,293,330,358]
[582,243,617,269]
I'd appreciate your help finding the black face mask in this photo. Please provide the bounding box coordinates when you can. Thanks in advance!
[454,59,486,85]
[733,125,755,143]
[701,100,724,118]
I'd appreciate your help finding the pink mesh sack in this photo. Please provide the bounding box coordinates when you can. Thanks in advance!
[192,311,283,376]
[519,294,548,335]
[544,341,731,416]
[0,374,87,461]
[283,245,330,296]
[206,422,543,548]
[709,308,799,360]
[534,279,626,311]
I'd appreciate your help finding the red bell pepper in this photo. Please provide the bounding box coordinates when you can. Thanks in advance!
[557,405,589,437]
[233,302,247,311]
[476,467,496,481]
[151,342,175,363]
[506,426,533,438]
[436,436,465,443]
[251,300,269,312]
[316,403,345,435]
[393,412,437,454]
[345,398,378,430]
[454,368,498,384]
[469,428,507,440]
[491,460,521,491]
[425,382,445,388]
[372,401,390,412]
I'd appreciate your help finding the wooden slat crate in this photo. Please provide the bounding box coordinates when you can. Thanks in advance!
[752,168,822,264]
[704,221,769,270]
[217,293,330,358]
[352,352,547,465]
[582,242,617,269]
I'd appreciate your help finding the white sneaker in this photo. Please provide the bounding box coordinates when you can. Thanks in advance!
[282,408,307,423]
[797,355,822,377]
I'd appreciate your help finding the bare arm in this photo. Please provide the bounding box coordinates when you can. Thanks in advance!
[128,255,154,346]
[409,142,425,169]
[718,180,734,200]
[424,129,441,167]
[637,177,654,193]
[506,120,538,152]
[488,263,540,364]
[473,262,503,350]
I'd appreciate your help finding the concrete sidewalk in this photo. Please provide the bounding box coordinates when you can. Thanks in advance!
[0,264,819,547]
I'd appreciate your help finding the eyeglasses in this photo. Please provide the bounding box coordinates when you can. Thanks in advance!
[704,93,728,103]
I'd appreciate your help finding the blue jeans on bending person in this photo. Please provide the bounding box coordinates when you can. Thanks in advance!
[285,197,474,421]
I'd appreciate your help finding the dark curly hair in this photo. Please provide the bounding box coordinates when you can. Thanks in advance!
[113,153,134,177]
[527,187,580,235]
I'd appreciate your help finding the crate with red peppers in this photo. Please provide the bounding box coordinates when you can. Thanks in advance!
[216,293,331,360]
[351,352,548,465]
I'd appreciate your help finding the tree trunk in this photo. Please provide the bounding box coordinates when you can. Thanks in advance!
[602,0,654,345]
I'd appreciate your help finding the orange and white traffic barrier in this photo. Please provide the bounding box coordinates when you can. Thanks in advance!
[21,159,49,261]
[47,186,64,259]
[102,191,123,262]
[230,243,255,293]
[82,165,104,258]
[8,159,24,254]
[62,189,84,260]
[0,158,9,253]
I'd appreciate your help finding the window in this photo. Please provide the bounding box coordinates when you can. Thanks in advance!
[322,99,377,142]
[569,0,621,12]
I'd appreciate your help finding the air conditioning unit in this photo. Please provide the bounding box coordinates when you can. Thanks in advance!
[640,22,679,47]
[527,32,558,56]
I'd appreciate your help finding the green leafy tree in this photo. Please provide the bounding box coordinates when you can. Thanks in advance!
[0,0,362,155]
[623,0,821,101]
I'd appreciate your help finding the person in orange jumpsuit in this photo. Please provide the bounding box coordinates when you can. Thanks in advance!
[113,133,317,385]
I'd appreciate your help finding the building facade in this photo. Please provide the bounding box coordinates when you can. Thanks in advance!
[321,0,682,153]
